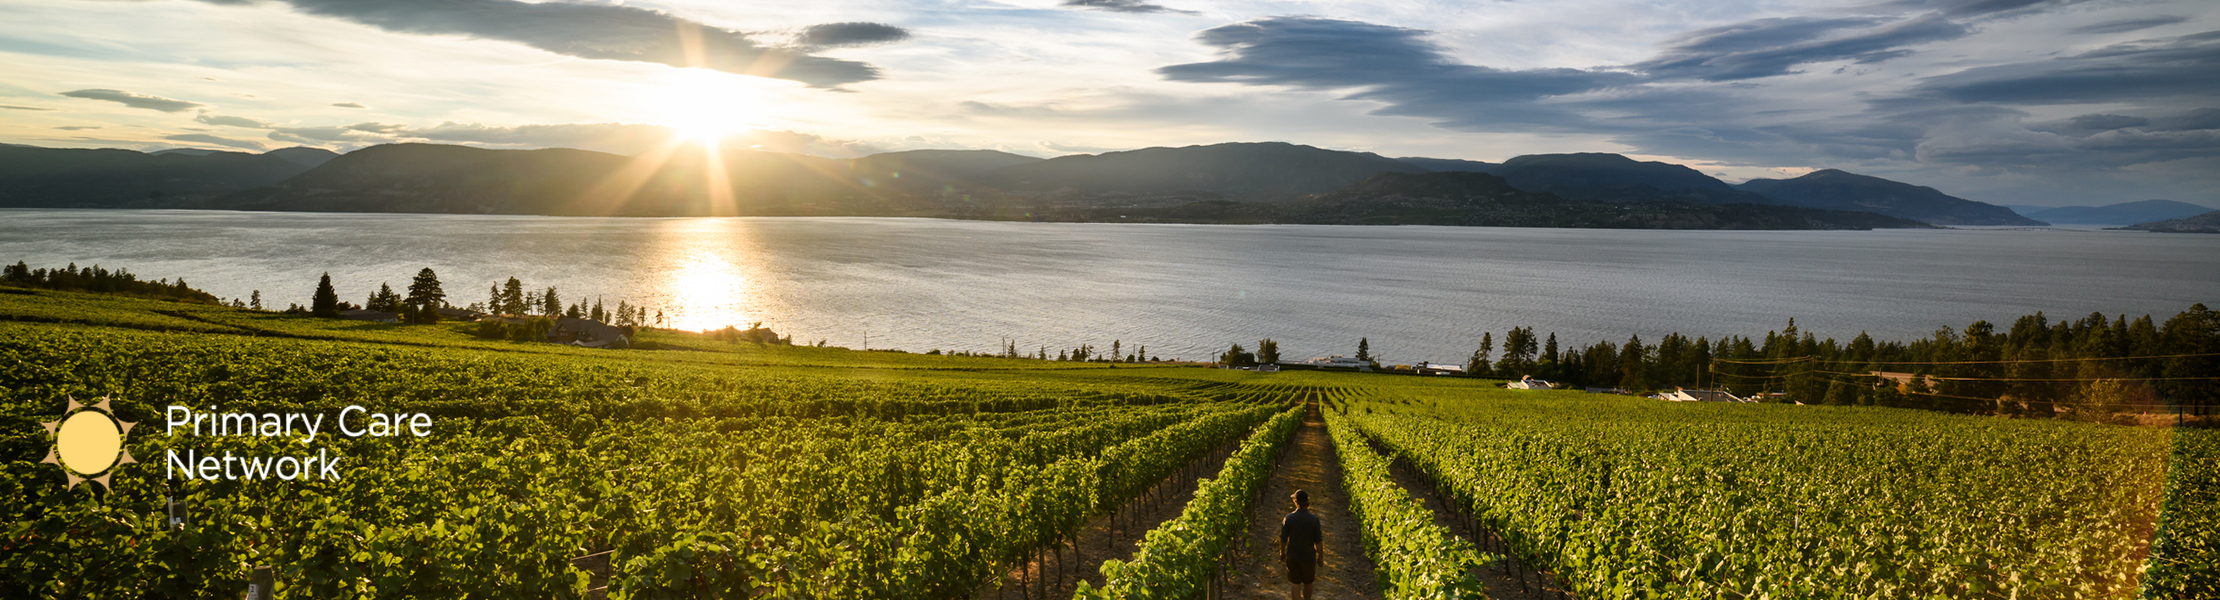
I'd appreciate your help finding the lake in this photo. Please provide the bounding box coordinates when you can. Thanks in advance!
[8,209,2217,363]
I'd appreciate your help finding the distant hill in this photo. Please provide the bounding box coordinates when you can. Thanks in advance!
[1736,169,2041,226]
[1394,156,1499,172]
[965,142,1425,200]
[1484,153,1773,205]
[846,149,1041,193]
[0,146,338,208]
[2021,200,2215,225]
[223,143,885,216]
[2116,210,2220,233]
[1079,171,1932,230]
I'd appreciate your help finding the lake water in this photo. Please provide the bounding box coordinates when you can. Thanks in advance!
[7,209,2217,363]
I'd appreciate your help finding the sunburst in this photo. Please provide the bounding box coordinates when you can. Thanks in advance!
[39,395,138,491]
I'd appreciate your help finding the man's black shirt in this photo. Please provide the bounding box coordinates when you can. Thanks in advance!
[1280,507,1322,564]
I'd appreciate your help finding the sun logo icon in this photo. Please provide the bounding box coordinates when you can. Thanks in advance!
[39,395,139,491]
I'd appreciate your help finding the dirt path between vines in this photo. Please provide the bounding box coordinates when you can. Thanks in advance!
[1218,409,1385,600]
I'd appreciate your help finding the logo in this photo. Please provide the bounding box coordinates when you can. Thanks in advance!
[39,395,138,491]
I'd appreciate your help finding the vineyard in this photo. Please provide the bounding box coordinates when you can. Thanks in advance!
[2,286,2215,599]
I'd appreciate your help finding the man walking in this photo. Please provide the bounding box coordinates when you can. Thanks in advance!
[1279,489,1324,600]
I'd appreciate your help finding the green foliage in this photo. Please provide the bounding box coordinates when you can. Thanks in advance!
[1349,389,2173,599]
[2141,429,2220,599]
[1325,407,1488,599]
[1078,407,1303,599]
[1,261,221,304]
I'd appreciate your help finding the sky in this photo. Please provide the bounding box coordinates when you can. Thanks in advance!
[2,0,2216,207]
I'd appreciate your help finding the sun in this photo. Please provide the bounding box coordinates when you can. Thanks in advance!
[39,395,138,491]
[647,69,767,145]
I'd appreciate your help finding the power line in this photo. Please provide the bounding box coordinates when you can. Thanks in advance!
[1810,369,2220,383]
[1713,352,2220,367]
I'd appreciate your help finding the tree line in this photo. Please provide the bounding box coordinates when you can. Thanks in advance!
[1,261,219,304]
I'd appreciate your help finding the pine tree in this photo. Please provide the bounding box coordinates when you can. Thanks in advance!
[1356,338,1371,363]
[1467,331,1493,376]
[367,283,403,313]
[591,298,607,323]
[501,277,526,316]
[404,268,445,312]
[249,290,262,311]
[311,273,340,317]
[1619,334,1650,392]
[542,287,562,317]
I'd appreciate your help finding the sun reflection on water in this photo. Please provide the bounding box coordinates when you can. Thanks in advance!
[647,219,768,332]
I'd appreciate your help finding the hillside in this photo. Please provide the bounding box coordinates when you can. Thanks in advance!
[845,149,1042,193]
[1482,153,1773,205]
[0,145,337,207]
[1062,171,1931,229]
[1278,171,1931,229]
[964,141,1426,200]
[1394,156,1498,172]
[2116,210,2220,233]
[2023,200,2215,225]
[1737,169,2040,226]
[222,143,890,216]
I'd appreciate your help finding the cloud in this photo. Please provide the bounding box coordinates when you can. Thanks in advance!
[54,125,101,130]
[1158,17,1635,130]
[2067,113,2147,131]
[197,0,900,88]
[164,133,267,151]
[58,89,206,112]
[331,102,367,108]
[795,22,910,49]
[407,122,675,153]
[1633,13,1969,81]
[2150,107,2220,131]
[195,112,276,128]
[1908,31,2220,104]
[2070,15,2189,35]
[1061,0,1197,15]
[403,121,880,156]
[268,124,395,145]
[1,105,55,111]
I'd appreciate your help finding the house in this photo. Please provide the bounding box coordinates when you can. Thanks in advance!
[1506,376,1556,390]
[436,306,487,320]
[1663,388,1745,402]
[1413,362,1466,376]
[340,309,399,323]
[549,317,630,349]
[1306,355,1372,369]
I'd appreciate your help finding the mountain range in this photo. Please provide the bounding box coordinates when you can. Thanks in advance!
[2011,200,2216,225]
[2117,210,2220,233]
[0,141,2047,229]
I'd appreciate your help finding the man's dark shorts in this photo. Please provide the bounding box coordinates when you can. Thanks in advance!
[1285,559,1316,584]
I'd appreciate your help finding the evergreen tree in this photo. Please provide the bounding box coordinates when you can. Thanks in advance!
[367,283,403,313]
[311,273,340,317]
[541,287,562,317]
[404,268,445,312]
[1256,338,1280,365]
[487,285,501,315]
[1619,334,1650,392]
[1542,332,1560,380]
[1355,338,1371,363]
[591,298,607,323]
[1112,340,1122,363]
[249,290,263,311]
[1502,327,1539,373]
[501,277,526,316]
[1468,331,1493,377]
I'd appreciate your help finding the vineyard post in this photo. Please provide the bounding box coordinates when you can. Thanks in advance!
[244,565,273,600]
